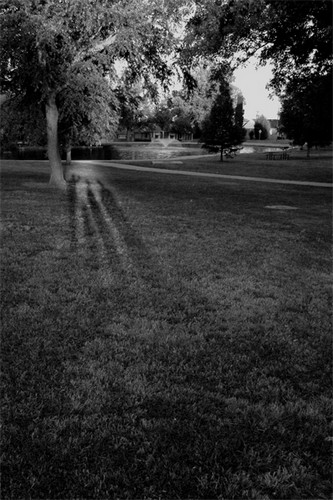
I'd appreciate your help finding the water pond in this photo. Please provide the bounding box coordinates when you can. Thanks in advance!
[108,144,211,161]
[4,142,289,161]
[103,143,288,161]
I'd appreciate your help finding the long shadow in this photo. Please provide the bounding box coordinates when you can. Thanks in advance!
[66,175,78,250]
[61,174,255,499]
[99,180,222,329]
[8,170,322,500]
[66,174,221,326]
[67,175,156,275]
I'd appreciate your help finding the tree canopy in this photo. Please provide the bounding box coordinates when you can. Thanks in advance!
[0,0,189,186]
[181,0,332,95]
[253,115,270,141]
[181,0,332,151]
[1,0,332,186]
[279,69,332,155]
[201,73,243,161]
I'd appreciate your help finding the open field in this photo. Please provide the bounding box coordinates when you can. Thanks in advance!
[1,158,332,499]
[117,149,333,183]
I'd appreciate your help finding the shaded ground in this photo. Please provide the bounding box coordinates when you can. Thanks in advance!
[1,158,332,499]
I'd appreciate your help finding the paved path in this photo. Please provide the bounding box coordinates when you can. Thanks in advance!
[81,160,333,188]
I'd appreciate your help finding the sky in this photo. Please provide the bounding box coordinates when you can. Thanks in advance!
[233,58,280,121]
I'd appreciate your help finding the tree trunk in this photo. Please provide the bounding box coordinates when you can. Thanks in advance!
[66,147,72,165]
[46,94,66,189]
[126,128,134,142]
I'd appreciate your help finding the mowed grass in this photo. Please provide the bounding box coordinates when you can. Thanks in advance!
[1,159,332,499]
[120,148,333,183]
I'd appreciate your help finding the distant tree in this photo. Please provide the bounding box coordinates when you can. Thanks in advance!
[136,115,156,139]
[201,74,241,161]
[279,70,332,157]
[171,111,194,140]
[234,94,246,143]
[116,82,146,142]
[152,106,173,138]
[182,66,245,142]
[166,92,195,140]
[177,63,220,138]
[254,115,270,140]
[254,122,267,140]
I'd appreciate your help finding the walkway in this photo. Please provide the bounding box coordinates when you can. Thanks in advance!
[82,161,333,188]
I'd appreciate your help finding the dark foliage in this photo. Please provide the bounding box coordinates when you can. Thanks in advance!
[280,69,332,152]
[201,77,243,160]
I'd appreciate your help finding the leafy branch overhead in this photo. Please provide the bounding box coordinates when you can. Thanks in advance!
[182,0,332,93]
[0,0,188,187]
[180,0,332,153]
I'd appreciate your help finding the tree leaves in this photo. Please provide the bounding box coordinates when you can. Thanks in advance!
[201,75,243,158]
[279,70,332,149]
[0,0,190,152]
[182,0,332,94]
[1,0,189,98]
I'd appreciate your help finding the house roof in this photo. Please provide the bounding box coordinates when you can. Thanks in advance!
[244,119,255,129]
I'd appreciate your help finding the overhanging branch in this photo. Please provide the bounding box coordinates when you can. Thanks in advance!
[74,33,117,64]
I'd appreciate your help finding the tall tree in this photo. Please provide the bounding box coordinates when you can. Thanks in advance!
[0,0,187,188]
[201,74,240,161]
[234,93,246,144]
[177,63,220,138]
[279,70,332,156]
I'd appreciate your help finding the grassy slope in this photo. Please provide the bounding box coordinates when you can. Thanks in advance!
[1,159,332,499]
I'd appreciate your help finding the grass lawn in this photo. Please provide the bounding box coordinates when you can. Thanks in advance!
[119,149,333,184]
[1,158,332,499]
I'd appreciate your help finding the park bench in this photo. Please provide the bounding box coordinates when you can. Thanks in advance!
[266,151,290,160]
[224,146,243,158]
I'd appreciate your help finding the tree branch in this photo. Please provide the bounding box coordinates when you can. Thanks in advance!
[231,41,273,69]
[74,33,117,63]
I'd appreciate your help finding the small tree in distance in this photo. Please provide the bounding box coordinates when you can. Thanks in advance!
[234,93,246,144]
[254,115,270,140]
[153,106,173,139]
[201,76,243,161]
[171,111,194,140]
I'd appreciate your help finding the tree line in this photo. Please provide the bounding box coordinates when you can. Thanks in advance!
[1,0,332,186]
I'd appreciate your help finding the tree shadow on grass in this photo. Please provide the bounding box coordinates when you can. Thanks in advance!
[66,174,149,282]
[66,173,222,327]
[2,171,330,499]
